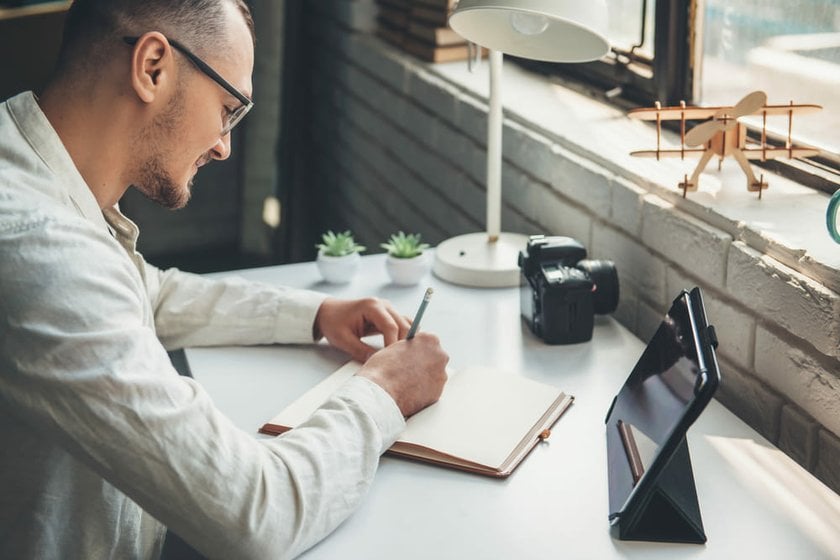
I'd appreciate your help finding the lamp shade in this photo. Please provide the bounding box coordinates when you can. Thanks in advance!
[449,0,610,63]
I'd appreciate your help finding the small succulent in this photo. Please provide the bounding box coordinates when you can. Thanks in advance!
[381,231,430,259]
[316,230,366,257]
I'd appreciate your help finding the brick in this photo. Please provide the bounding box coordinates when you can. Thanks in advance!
[345,65,395,121]
[501,208,537,237]
[591,226,667,309]
[814,429,840,495]
[701,292,755,371]
[454,93,490,146]
[665,268,755,371]
[755,326,840,437]
[338,157,398,218]
[610,177,646,236]
[546,144,613,218]
[778,405,819,470]
[612,281,638,334]
[727,241,840,359]
[407,68,460,124]
[503,120,554,186]
[531,186,592,247]
[641,195,731,288]
[714,357,783,444]
[434,121,481,179]
[389,169,459,233]
[332,184,391,244]
[399,134,444,183]
[449,176,486,232]
[331,110,469,237]
[329,133,449,242]
[440,125,486,185]
[399,100,437,150]
[664,257,701,295]
[424,159,469,209]
[501,166,537,220]
[351,35,408,89]
[341,94,388,142]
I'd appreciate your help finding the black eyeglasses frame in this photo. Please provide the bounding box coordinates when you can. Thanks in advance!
[123,35,253,134]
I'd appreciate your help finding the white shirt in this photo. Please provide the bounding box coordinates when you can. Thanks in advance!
[0,92,406,560]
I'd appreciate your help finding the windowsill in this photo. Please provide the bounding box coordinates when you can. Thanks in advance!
[407,51,839,292]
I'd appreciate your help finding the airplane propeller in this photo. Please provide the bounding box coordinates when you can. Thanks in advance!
[684,90,768,147]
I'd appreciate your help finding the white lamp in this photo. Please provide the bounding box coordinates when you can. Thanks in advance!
[433,0,610,287]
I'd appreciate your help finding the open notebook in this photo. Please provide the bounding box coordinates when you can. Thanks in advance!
[260,362,574,478]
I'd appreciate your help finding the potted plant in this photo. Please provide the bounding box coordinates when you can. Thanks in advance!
[316,230,366,283]
[381,231,431,285]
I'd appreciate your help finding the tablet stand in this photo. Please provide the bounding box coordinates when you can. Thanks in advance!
[616,436,706,544]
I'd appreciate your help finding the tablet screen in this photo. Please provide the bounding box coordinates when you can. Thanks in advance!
[606,289,717,517]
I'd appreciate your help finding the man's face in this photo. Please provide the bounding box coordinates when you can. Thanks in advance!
[133,10,254,210]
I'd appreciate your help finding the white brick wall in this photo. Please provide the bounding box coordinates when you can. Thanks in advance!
[609,177,646,237]
[299,7,840,493]
[640,196,732,289]
[591,225,668,307]
[755,326,840,436]
[728,243,840,360]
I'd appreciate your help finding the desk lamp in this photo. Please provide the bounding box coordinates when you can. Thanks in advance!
[433,0,610,287]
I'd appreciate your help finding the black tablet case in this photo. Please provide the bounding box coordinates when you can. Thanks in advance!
[614,436,706,543]
[606,288,718,544]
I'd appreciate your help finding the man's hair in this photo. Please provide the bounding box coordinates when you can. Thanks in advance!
[55,0,255,77]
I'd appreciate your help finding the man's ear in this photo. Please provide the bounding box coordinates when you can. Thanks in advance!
[129,32,175,104]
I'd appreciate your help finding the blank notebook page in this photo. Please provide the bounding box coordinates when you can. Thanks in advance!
[398,366,562,468]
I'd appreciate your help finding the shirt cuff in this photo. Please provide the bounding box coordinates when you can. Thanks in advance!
[335,376,406,453]
[272,288,329,344]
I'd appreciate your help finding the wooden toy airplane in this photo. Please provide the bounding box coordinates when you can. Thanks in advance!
[628,91,822,198]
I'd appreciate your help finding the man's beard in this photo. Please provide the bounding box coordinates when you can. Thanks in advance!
[133,87,193,210]
[136,154,193,210]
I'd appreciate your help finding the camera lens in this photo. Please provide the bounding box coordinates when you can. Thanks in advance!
[578,260,619,314]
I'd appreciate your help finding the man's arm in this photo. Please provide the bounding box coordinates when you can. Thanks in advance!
[0,218,439,559]
[144,262,328,350]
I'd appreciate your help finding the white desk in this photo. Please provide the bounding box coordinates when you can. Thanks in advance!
[187,254,840,559]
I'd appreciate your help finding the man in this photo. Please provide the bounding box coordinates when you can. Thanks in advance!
[0,1,448,558]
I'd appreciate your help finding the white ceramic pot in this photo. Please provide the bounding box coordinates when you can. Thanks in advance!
[385,253,431,285]
[316,251,361,283]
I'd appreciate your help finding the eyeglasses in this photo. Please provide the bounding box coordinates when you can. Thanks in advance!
[123,36,254,135]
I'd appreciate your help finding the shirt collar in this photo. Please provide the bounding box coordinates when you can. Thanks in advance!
[7,91,111,234]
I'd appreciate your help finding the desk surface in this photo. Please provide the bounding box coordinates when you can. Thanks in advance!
[187,254,840,559]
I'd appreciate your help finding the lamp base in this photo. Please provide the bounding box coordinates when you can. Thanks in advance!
[433,232,529,288]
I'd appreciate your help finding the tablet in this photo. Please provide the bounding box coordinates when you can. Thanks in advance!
[605,287,721,530]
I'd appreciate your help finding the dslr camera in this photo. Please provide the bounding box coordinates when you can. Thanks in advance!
[518,235,619,344]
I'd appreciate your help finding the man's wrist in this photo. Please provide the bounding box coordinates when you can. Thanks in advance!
[312,297,334,342]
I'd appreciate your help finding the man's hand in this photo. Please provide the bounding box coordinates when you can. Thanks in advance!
[314,297,410,362]
[357,333,449,417]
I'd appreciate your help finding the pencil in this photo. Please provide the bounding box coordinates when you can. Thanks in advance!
[406,287,433,340]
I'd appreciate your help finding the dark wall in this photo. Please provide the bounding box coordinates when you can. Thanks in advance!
[0,4,67,101]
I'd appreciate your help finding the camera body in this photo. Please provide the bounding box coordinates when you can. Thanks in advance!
[518,235,619,344]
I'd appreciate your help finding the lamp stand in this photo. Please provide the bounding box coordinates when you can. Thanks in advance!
[433,50,528,288]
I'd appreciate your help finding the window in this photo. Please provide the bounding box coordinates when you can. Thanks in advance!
[513,0,840,192]
[700,0,840,157]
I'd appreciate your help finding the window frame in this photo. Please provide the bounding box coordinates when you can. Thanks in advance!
[511,0,839,195]
[515,0,694,106]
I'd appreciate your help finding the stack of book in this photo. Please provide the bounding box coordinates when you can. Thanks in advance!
[375,0,476,63]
